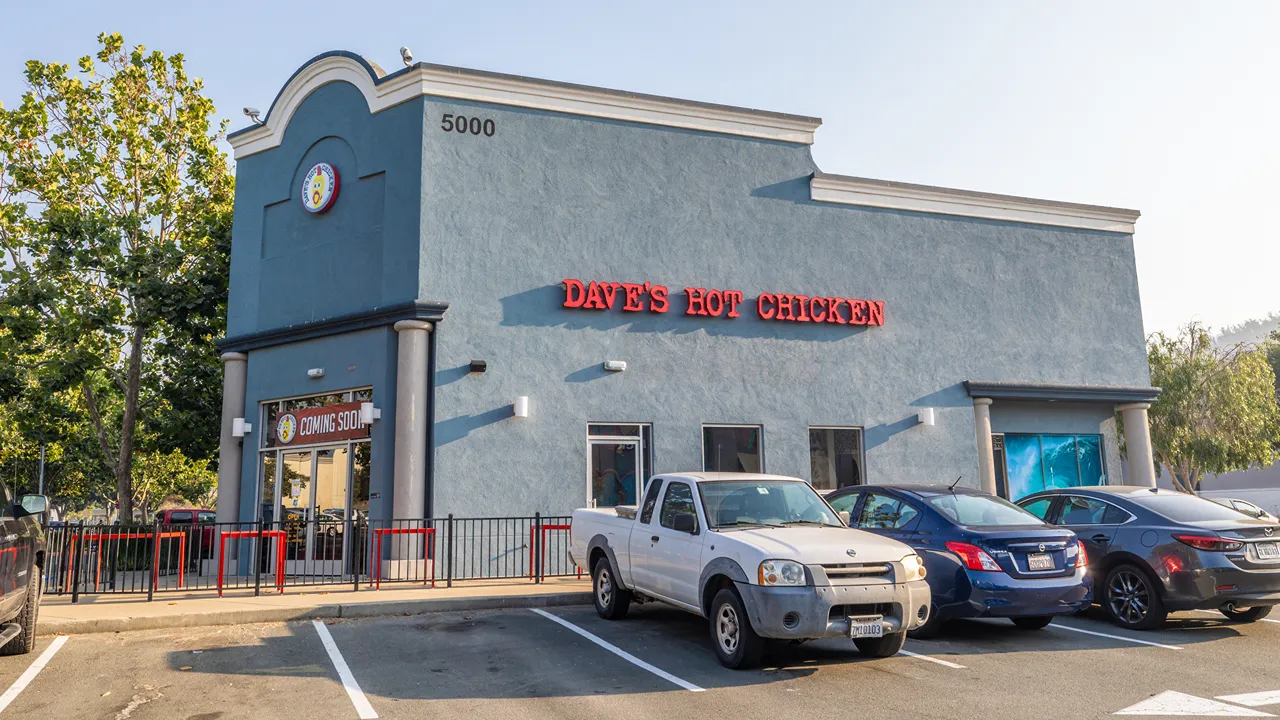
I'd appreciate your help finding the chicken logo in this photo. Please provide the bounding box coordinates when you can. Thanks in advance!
[276,412,298,445]
[300,162,339,213]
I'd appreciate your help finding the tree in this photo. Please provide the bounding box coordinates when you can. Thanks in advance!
[0,33,233,520]
[1147,322,1280,492]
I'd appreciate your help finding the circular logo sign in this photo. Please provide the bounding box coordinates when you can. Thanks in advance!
[276,412,298,445]
[300,162,339,213]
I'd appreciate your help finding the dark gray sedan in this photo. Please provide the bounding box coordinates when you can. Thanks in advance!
[1015,486,1280,630]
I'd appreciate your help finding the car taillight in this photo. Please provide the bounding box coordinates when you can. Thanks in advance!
[945,541,1003,572]
[1173,534,1244,552]
[1075,540,1089,568]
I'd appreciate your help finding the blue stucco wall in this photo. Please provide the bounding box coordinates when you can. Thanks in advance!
[227,81,425,337]
[228,66,1150,521]
[415,96,1149,516]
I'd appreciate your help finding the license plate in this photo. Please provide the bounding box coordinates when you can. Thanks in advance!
[1256,542,1280,559]
[1027,553,1055,571]
[849,615,884,638]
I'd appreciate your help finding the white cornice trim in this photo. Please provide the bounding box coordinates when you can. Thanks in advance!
[229,54,822,159]
[809,173,1140,234]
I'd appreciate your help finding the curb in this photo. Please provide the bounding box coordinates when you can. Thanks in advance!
[36,591,591,636]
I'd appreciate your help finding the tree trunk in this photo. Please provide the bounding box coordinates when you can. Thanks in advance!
[114,325,147,523]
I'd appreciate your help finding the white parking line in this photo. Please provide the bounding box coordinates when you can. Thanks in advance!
[897,649,966,669]
[0,636,69,714]
[312,621,378,719]
[530,609,705,692]
[1050,623,1183,650]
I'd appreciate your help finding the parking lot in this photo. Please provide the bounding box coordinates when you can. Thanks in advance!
[1,603,1277,719]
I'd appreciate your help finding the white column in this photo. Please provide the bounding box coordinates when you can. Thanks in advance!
[216,352,248,525]
[390,320,432,578]
[1117,402,1157,487]
[972,398,997,495]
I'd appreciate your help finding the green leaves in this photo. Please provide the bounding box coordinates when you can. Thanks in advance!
[1147,322,1280,492]
[0,33,232,518]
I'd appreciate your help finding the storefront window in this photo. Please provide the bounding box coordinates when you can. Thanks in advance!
[808,427,863,490]
[703,425,762,473]
[1003,433,1106,501]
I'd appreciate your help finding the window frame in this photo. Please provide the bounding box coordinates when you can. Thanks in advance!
[701,424,765,473]
[658,481,699,533]
[806,425,866,491]
[586,422,653,508]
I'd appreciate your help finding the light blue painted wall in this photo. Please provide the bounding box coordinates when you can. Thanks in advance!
[227,62,1150,521]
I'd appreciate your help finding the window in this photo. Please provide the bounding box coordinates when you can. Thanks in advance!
[827,493,861,515]
[1058,496,1113,525]
[857,493,920,530]
[659,483,698,531]
[809,427,863,491]
[168,511,194,524]
[588,423,653,508]
[1019,497,1054,521]
[639,479,665,524]
[699,479,841,528]
[927,493,1046,527]
[703,425,762,473]
[1138,494,1259,523]
[198,511,216,523]
[1002,434,1106,501]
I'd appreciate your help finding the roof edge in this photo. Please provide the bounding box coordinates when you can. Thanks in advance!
[811,173,1140,234]
[964,381,1161,404]
[228,52,822,158]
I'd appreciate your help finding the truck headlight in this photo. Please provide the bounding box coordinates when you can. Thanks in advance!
[900,554,927,581]
[759,560,807,586]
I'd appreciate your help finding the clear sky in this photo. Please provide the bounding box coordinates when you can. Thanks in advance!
[1,1,1275,336]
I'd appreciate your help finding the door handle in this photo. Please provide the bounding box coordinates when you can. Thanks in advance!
[651,536,660,543]
[1091,534,1110,543]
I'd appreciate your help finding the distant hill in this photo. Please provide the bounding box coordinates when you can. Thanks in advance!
[1216,312,1280,347]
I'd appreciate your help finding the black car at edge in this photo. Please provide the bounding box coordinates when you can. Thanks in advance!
[0,477,47,655]
[1016,486,1280,630]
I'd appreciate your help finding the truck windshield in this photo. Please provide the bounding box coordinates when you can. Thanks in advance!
[699,480,842,529]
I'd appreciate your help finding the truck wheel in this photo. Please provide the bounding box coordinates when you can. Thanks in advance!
[709,588,764,669]
[592,557,631,620]
[854,630,907,658]
[0,566,42,656]
[1220,605,1272,623]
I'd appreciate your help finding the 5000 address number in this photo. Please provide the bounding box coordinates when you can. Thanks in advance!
[441,114,495,137]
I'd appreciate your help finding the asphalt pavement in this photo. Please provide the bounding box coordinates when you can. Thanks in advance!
[1,603,1277,719]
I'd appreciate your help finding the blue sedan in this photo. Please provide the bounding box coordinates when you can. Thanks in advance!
[826,484,1092,637]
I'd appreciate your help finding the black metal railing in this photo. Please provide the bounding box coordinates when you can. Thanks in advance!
[42,513,582,601]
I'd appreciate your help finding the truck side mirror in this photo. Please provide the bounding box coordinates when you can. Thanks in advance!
[16,494,48,517]
[673,513,697,534]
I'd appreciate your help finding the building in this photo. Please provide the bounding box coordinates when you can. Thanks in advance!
[215,51,1161,548]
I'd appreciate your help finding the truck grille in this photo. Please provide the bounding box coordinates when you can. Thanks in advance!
[829,603,894,621]
[820,562,891,579]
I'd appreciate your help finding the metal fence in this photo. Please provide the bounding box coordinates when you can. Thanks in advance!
[42,514,581,602]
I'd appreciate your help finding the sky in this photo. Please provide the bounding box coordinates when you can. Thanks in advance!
[1,0,1275,337]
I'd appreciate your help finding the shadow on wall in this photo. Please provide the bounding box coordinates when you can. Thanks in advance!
[864,384,973,451]
[864,416,919,451]
[565,364,615,383]
[500,285,870,343]
[750,176,814,205]
[436,405,515,446]
[437,364,471,387]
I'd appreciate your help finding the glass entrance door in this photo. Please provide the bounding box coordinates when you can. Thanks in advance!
[589,440,641,508]
[271,447,350,575]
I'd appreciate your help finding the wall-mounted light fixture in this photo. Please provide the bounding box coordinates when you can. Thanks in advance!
[513,396,530,418]
[231,418,253,437]
[603,360,627,372]
[307,367,325,379]
[917,407,936,427]
[469,360,487,374]
[359,402,382,425]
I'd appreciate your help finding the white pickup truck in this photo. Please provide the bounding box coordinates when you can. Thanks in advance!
[569,472,932,668]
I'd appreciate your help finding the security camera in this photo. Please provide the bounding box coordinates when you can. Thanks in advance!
[400,46,413,67]
[243,107,262,125]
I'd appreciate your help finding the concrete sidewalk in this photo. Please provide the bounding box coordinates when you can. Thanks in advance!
[38,577,591,635]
